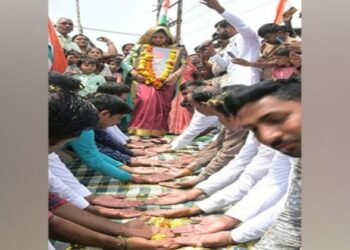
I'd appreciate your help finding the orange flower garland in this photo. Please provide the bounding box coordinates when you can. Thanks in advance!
[136,44,178,89]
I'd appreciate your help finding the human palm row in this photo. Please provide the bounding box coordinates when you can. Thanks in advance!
[91,187,240,248]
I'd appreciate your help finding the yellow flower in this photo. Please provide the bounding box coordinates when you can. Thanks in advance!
[135,45,178,89]
[151,234,167,240]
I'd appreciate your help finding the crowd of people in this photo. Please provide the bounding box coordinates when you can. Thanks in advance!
[48,0,302,249]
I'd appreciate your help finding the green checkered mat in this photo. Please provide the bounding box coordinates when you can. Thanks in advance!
[53,136,257,250]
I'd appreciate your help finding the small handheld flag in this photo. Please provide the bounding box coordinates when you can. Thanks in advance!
[274,0,288,24]
[158,0,170,26]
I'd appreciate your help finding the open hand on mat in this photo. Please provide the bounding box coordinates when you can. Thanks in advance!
[144,206,201,218]
[146,144,173,154]
[126,237,180,250]
[131,148,148,156]
[87,194,143,208]
[128,166,170,175]
[90,206,144,218]
[172,231,235,248]
[133,172,176,184]
[144,189,201,205]
[159,176,202,189]
[123,219,154,239]
[172,215,238,235]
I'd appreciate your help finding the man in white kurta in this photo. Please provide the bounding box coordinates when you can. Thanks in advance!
[205,3,261,87]
[170,110,219,150]
[196,152,291,218]
[171,1,261,149]
[147,132,268,205]
[48,152,92,209]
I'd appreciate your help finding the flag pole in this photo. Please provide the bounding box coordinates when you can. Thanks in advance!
[76,0,84,34]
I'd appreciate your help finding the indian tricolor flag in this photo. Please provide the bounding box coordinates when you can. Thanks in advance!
[48,18,67,73]
[158,0,170,26]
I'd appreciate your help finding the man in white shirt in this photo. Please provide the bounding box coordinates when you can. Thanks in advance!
[170,0,261,150]
[168,150,291,229]
[49,152,91,209]
[170,76,302,248]
[146,137,291,246]
[48,152,143,218]
[227,77,302,250]
[170,80,220,150]
[202,0,261,87]
[146,132,260,206]
[170,110,219,150]
[195,152,291,219]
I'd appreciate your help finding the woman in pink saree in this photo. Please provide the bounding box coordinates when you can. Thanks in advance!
[168,54,199,134]
[122,26,185,137]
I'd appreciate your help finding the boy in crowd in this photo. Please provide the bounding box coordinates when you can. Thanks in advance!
[74,57,106,96]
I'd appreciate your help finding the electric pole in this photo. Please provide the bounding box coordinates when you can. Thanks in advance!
[175,0,183,44]
[76,0,84,34]
[156,0,162,23]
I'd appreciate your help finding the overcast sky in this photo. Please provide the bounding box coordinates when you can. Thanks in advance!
[49,0,301,53]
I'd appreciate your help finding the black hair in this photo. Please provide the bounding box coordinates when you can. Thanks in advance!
[212,32,220,41]
[273,47,291,57]
[77,57,99,68]
[107,57,122,64]
[153,29,168,38]
[48,71,84,92]
[207,85,248,117]
[64,49,82,58]
[49,89,99,146]
[180,99,192,108]
[191,86,220,103]
[211,100,229,116]
[221,84,248,93]
[104,76,117,82]
[194,45,202,53]
[87,93,132,115]
[214,19,232,29]
[257,23,281,38]
[71,33,96,48]
[294,28,302,37]
[86,47,103,56]
[224,77,301,115]
[96,82,130,96]
[122,43,135,51]
[179,80,207,92]
[107,57,123,74]
[72,33,89,42]
[279,25,294,35]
